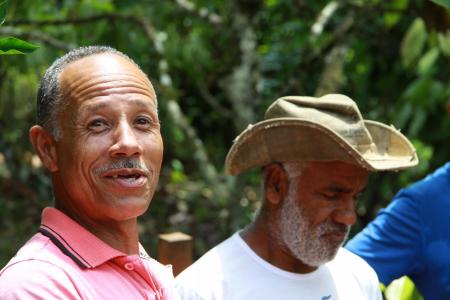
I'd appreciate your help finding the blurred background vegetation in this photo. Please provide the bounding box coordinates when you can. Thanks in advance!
[0,0,449,267]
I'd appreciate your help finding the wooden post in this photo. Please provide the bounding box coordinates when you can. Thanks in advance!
[158,232,193,276]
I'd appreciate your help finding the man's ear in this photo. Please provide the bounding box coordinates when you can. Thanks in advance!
[264,163,289,206]
[29,125,58,172]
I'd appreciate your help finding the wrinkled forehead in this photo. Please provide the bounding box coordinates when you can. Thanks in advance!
[59,53,156,104]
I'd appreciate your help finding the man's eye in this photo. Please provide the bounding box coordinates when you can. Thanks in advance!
[88,119,108,132]
[136,117,150,125]
[135,117,156,129]
[321,193,337,200]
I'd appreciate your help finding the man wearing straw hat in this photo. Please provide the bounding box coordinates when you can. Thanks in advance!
[175,94,418,299]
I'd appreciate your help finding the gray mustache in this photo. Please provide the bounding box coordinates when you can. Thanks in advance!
[320,221,350,235]
[95,159,150,175]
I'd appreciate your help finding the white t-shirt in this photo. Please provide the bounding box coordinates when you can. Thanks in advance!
[175,232,382,300]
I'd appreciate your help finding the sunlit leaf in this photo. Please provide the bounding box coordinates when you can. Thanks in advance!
[430,0,450,9]
[417,47,439,76]
[403,77,445,109]
[389,0,409,9]
[384,0,409,26]
[384,13,401,27]
[438,32,450,57]
[0,37,39,55]
[385,276,424,300]
[0,0,8,25]
[265,0,279,8]
[400,18,427,69]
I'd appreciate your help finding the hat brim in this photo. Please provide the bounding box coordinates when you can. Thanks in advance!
[225,118,418,175]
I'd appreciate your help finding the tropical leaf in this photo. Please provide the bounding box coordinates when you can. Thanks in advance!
[438,32,450,57]
[0,0,8,25]
[417,47,440,76]
[0,36,39,55]
[400,18,427,69]
[385,276,424,300]
[430,0,450,9]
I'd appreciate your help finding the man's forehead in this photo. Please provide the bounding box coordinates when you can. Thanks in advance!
[79,98,156,114]
[301,161,369,185]
[61,53,147,81]
[58,53,156,104]
[324,181,367,192]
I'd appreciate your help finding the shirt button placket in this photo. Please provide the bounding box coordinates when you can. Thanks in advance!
[124,262,134,271]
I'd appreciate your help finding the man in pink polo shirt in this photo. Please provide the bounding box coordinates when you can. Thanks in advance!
[0,46,176,299]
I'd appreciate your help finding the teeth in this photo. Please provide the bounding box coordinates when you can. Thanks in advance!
[113,175,140,179]
[107,174,141,179]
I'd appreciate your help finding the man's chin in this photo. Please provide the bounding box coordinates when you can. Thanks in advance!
[101,196,151,220]
[296,245,342,267]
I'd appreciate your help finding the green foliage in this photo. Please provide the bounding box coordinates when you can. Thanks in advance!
[438,31,450,57]
[430,0,450,9]
[0,0,39,55]
[0,0,6,25]
[384,276,424,300]
[0,1,449,275]
[401,18,427,69]
[0,36,39,54]
[417,47,439,76]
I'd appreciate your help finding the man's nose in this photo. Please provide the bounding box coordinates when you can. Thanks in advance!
[331,199,357,226]
[109,122,142,157]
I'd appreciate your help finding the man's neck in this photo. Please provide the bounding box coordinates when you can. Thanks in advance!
[87,219,140,255]
[55,203,140,255]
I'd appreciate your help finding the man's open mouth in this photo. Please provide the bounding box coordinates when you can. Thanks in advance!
[109,174,143,180]
[101,168,149,187]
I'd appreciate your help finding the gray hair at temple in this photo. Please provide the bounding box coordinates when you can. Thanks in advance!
[282,161,305,180]
[36,46,155,140]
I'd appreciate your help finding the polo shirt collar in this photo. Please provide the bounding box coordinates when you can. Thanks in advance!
[39,207,129,269]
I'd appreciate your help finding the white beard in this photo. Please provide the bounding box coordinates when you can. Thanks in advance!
[278,183,350,267]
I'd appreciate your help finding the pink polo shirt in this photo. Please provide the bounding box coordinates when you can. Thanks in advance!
[0,207,176,299]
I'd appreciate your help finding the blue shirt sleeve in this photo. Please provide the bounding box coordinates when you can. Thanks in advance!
[346,191,424,285]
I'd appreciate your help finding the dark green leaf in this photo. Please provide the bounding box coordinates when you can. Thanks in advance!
[0,0,8,25]
[0,37,39,55]
[430,0,450,9]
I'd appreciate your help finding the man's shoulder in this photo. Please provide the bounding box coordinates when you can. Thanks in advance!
[3,232,73,269]
[174,233,241,299]
[0,244,78,299]
[177,234,238,277]
[325,249,382,299]
[1,255,70,283]
[1,232,79,283]
[330,248,378,276]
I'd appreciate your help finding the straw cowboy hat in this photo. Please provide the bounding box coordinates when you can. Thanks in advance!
[225,94,418,175]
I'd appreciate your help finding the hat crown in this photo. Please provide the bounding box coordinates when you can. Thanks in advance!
[265,94,374,151]
[225,93,418,175]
